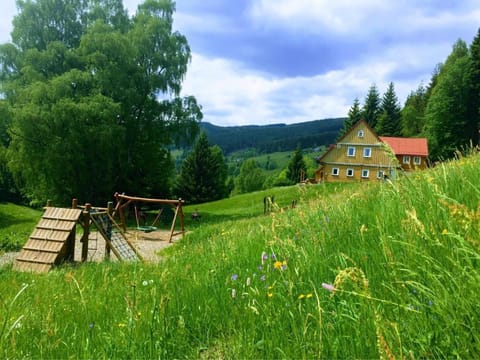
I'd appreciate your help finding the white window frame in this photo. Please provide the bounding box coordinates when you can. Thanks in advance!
[357,130,364,138]
[413,156,421,165]
[403,155,411,164]
[377,170,385,179]
[347,146,356,157]
[346,168,354,177]
[332,167,339,176]
[363,147,372,158]
[361,169,369,178]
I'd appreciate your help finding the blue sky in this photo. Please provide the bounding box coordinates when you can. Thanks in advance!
[1,1,480,126]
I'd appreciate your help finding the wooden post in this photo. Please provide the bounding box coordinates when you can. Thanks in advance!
[105,201,113,259]
[46,199,52,207]
[81,203,91,262]
[65,199,78,262]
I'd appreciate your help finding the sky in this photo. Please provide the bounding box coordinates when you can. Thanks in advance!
[1,1,480,126]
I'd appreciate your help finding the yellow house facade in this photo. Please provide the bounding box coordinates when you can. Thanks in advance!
[315,120,414,182]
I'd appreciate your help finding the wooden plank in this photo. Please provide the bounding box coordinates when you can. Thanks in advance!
[16,250,58,264]
[22,239,64,253]
[13,261,52,273]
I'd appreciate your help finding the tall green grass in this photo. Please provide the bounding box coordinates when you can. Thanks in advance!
[1,154,480,358]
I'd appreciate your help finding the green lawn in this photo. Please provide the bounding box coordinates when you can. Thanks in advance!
[0,203,40,251]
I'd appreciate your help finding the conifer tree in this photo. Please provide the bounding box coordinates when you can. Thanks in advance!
[362,84,381,129]
[286,145,307,184]
[376,82,402,136]
[175,132,228,204]
[337,98,362,140]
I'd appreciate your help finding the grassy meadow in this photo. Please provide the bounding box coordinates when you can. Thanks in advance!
[1,154,480,358]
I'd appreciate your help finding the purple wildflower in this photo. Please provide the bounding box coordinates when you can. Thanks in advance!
[321,282,335,292]
[271,252,276,260]
[231,274,238,281]
[261,252,268,265]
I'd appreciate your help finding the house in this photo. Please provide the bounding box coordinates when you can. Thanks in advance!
[315,119,429,182]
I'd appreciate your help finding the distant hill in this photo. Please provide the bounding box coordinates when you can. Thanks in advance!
[200,118,345,154]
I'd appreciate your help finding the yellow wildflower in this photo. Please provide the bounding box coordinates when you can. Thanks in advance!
[273,261,283,269]
[442,229,448,235]
[298,294,305,300]
[306,293,313,299]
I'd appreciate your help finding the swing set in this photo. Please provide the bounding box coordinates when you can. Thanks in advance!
[114,193,185,243]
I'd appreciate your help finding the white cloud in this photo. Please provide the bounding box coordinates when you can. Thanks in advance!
[181,51,425,126]
[248,0,479,39]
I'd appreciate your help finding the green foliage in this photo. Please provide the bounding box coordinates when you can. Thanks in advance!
[401,83,427,137]
[234,159,265,194]
[376,82,402,136]
[175,132,228,204]
[338,97,362,140]
[424,40,476,160]
[0,0,201,205]
[286,146,307,183]
[362,84,381,129]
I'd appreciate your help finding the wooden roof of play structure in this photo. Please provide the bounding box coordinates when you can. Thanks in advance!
[13,207,83,273]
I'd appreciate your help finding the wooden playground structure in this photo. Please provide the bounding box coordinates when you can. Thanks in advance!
[13,194,186,273]
[113,192,185,243]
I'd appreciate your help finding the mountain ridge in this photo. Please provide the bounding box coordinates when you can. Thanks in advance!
[200,117,345,154]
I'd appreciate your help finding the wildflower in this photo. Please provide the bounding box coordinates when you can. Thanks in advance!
[306,293,313,299]
[271,253,277,260]
[117,322,127,327]
[360,224,368,233]
[231,274,238,281]
[273,261,282,269]
[246,277,251,286]
[261,251,268,265]
[267,292,273,298]
[142,280,149,286]
[231,289,236,299]
[298,294,305,300]
[321,283,335,292]
[260,275,266,282]
[281,260,287,270]
[442,229,448,235]
[89,323,95,330]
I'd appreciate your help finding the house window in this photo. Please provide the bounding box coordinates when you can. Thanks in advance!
[332,168,339,176]
[346,168,354,177]
[363,147,372,158]
[403,155,411,164]
[358,130,364,138]
[362,169,369,178]
[413,156,421,165]
[377,170,385,179]
[347,146,356,157]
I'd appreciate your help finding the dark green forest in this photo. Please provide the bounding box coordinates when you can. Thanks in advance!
[200,118,344,154]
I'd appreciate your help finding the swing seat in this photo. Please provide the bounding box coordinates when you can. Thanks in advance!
[137,225,157,233]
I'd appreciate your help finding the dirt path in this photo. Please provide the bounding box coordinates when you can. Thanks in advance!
[0,229,182,268]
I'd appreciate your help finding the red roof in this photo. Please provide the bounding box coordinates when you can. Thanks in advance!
[379,136,428,156]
